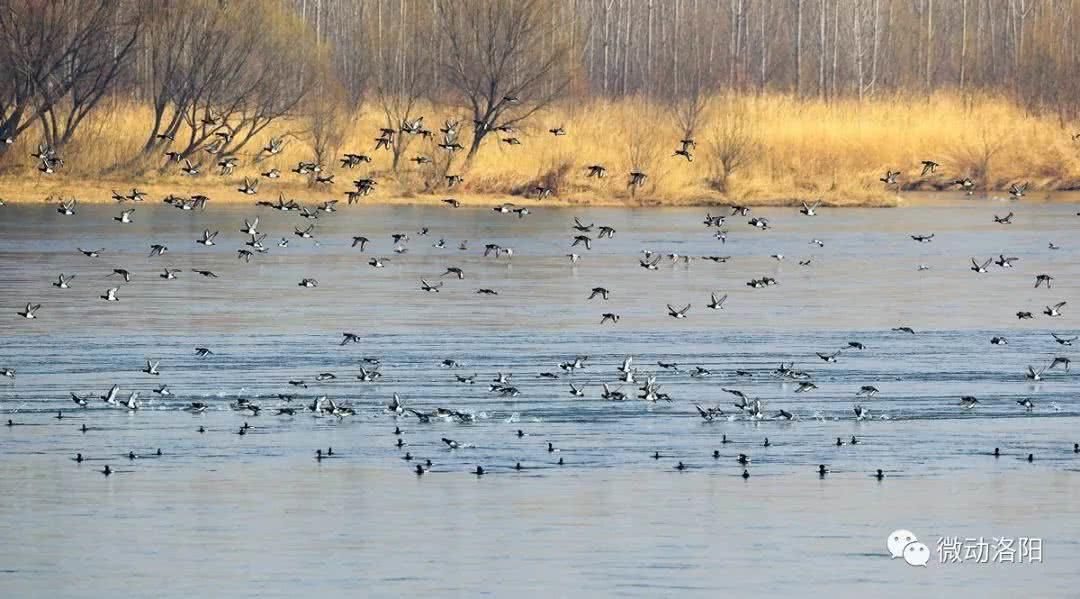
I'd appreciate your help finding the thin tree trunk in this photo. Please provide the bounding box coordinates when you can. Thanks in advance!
[869,0,879,96]
[673,0,681,96]
[960,0,968,88]
[622,0,631,95]
[759,2,767,91]
[794,0,803,95]
[602,0,612,95]
[854,0,865,101]
[925,0,933,92]
[646,0,653,94]
[818,0,826,99]
[831,0,839,98]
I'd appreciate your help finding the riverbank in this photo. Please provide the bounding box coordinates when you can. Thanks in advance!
[5,177,1080,209]
[3,93,1080,209]
[0,176,907,208]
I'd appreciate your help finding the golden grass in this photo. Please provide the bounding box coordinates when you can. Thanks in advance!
[2,92,1079,207]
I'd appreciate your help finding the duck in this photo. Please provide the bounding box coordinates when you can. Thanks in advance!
[1025,365,1045,381]
[706,293,727,310]
[1044,301,1066,317]
[667,304,691,319]
[817,351,840,363]
[53,273,75,289]
[17,303,40,319]
[970,257,992,273]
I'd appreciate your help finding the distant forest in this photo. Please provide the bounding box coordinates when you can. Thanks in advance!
[284,0,1080,110]
[1,0,1078,197]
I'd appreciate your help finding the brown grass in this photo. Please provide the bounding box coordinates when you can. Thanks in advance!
[3,92,1080,207]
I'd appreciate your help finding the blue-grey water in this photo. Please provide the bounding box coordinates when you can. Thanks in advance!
[0,199,1078,597]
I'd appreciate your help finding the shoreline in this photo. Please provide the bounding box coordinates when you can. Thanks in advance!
[2,176,1080,209]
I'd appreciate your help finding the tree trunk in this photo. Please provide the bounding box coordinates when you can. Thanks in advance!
[622,0,632,95]
[794,0,803,95]
[925,0,933,92]
[646,0,653,95]
[869,0,879,96]
[960,0,968,88]
[831,0,839,98]
[673,0,681,96]
[759,2,767,91]
[854,1,865,101]
[818,0,826,99]
[602,0,612,95]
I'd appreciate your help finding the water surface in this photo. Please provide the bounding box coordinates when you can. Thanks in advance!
[0,199,1078,596]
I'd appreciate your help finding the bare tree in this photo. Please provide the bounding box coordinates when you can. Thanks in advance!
[137,1,233,160]
[37,6,141,150]
[707,101,760,192]
[951,123,1007,191]
[625,125,661,199]
[307,78,349,169]
[374,4,432,173]
[137,0,320,166]
[670,83,712,145]
[0,0,139,160]
[436,0,574,163]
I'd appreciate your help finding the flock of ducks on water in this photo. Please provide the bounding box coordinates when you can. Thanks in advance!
[1,128,1078,479]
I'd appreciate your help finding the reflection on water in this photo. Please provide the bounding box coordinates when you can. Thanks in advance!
[0,200,1078,596]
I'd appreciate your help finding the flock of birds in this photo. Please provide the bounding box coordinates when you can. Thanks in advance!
[16,110,1070,210]
[2,121,1079,480]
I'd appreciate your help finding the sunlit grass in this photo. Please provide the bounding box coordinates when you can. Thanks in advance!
[3,92,1077,206]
